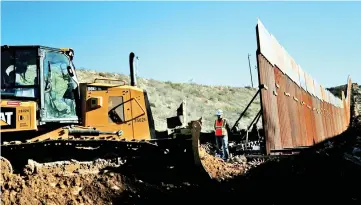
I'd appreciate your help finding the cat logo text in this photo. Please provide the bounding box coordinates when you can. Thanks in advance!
[0,112,14,126]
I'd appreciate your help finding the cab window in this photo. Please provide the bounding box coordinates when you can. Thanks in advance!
[43,51,77,119]
[1,48,38,98]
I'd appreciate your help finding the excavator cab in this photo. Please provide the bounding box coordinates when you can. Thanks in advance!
[1,45,79,132]
[1,45,156,142]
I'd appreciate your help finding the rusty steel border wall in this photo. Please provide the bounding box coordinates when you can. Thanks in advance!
[255,19,352,154]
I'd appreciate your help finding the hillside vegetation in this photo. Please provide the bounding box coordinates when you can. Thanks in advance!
[75,69,261,132]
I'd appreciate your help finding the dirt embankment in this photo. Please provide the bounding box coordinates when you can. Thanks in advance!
[0,158,128,205]
[198,144,264,181]
[1,171,125,205]
[1,115,360,205]
[1,145,264,205]
[2,128,361,205]
[199,147,244,180]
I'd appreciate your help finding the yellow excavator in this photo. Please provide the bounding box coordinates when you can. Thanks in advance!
[0,45,207,176]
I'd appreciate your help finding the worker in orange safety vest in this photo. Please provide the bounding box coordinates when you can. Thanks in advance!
[214,109,230,161]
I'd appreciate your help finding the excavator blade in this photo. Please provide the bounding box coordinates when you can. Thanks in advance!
[190,120,212,179]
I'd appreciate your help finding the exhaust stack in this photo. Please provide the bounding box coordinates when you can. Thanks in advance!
[129,52,137,86]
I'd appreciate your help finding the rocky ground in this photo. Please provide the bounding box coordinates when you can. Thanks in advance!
[0,144,266,205]
[2,116,361,205]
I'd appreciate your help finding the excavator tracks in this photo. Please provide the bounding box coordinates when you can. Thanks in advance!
[2,139,189,171]
[1,121,210,180]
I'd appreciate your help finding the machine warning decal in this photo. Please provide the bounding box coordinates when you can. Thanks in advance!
[1,107,16,129]
[7,101,21,106]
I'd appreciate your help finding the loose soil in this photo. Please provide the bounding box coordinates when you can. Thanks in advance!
[0,143,261,205]
[1,117,361,205]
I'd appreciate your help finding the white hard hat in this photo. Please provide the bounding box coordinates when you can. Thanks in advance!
[216,109,223,116]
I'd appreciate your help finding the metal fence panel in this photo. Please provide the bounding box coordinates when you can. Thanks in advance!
[325,90,329,103]
[321,87,327,102]
[256,20,352,154]
[331,105,336,136]
[331,95,334,106]
[256,53,282,153]
[298,65,307,91]
[274,67,293,148]
[289,56,300,86]
[283,48,292,78]
[327,103,332,137]
[287,78,301,147]
[324,103,330,139]
[305,72,314,97]
[329,103,334,137]
[331,94,334,106]
[311,97,318,143]
[309,75,316,97]
[313,80,322,101]
[320,86,326,102]
[330,104,334,136]
[309,94,316,145]
[335,97,340,108]
[305,73,310,95]
[271,34,281,71]
[298,89,307,146]
[334,96,339,108]
[302,91,312,146]
[295,86,307,146]
[274,37,286,74]
[329,91,333,104]
[319,85,324,102]
[336,109,340,135]
[313,79,318,100]
[336,108,340,134]
[290,57,301,87]
[257,19,275,66]
[318,100,325,141]
[321,101,328,141]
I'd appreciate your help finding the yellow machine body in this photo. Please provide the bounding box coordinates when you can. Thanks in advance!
[0,45,156,142]
[0,100,37,132]
[79,82,154,141]
[1,45,209,180]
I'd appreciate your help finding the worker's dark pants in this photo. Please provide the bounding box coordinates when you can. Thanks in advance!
[215,135,229,160]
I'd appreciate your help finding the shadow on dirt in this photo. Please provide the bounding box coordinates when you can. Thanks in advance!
[219,120,361,204]
[102,154,214,204]
[222,132,361,204]
[108,119,361,205]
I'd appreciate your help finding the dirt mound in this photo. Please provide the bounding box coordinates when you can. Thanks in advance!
[0,158,132,205]
[0,145,265,205]
[1,157,13,183]
[1,171,127,205]
[198,144,266,181]
[199,146,244,180]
